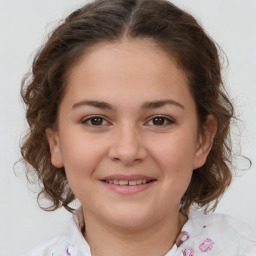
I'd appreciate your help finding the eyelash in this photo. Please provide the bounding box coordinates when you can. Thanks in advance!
[81,115,175,127]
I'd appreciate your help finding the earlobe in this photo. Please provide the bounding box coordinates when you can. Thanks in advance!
[193,115,218,169]
[45,128,64,168]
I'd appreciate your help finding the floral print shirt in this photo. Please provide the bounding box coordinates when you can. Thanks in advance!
[24,209,256,256]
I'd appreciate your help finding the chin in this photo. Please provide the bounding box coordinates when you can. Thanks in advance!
[110,217,150,230]
[102,208,157,230]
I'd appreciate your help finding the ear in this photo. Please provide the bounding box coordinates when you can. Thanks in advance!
[193,114,217,169]
[45,128,64,168]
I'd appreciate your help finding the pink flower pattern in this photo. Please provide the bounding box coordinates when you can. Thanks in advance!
[199,238,214,252]
[183,247,194,256]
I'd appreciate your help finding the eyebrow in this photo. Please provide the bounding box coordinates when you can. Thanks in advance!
[72,99,184,111]
[142,99,184,110]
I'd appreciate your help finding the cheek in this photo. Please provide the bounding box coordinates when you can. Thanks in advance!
[59,132,108,187]
[150,132,196,195]
[151,132,197,171]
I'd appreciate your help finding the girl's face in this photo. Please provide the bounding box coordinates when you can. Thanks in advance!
[47,39,216,230]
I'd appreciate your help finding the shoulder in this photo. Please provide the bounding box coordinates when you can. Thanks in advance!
[190,209,256,235]
[22,233,71,256]
[180,209,256,255]
[21,211,91,256]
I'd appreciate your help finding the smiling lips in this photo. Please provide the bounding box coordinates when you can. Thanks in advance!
[105,179,149,185]
[100,174,156,194]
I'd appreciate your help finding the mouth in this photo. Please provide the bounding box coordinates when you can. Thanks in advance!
[100,175,157,194]
[102,179,155,186]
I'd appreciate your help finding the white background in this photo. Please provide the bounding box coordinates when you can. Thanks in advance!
[0,0,255,255]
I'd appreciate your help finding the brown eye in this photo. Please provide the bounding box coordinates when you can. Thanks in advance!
[90,117,104,125]
[152,117,165,125]
[148,116,174,126]
[82,116,108,126]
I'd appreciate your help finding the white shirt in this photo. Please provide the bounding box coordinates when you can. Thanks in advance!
[24,209,256,256]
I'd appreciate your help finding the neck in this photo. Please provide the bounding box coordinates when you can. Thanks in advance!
[82,209,187,256]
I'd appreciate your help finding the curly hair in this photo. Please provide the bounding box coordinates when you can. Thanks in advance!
[21,0,234,213]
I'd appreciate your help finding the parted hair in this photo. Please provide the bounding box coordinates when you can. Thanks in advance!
[21,0,234,213]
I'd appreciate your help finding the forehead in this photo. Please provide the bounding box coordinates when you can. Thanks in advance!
[68,38,181,77]
[67,39,187,87]
[63,38,195,112]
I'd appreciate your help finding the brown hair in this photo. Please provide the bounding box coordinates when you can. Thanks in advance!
[21,0,234,213]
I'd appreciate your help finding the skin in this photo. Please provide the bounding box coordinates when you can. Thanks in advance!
[46,38,217,256]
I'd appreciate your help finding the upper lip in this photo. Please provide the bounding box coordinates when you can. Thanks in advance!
[100,174,156,181]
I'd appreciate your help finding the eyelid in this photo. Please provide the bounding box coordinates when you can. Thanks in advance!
[80,114,175,127]
[81,115,111,126]
[145,115,175,126]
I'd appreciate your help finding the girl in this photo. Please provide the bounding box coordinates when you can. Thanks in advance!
[20,0,256,255]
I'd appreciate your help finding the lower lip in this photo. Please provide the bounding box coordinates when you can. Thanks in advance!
[101,181,156,194]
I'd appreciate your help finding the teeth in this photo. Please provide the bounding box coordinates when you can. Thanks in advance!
[105,179,149,185]
[119,180,129,185]
[129,180,137,186]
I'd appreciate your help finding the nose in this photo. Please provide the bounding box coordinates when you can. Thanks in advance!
[108,123,147,166]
